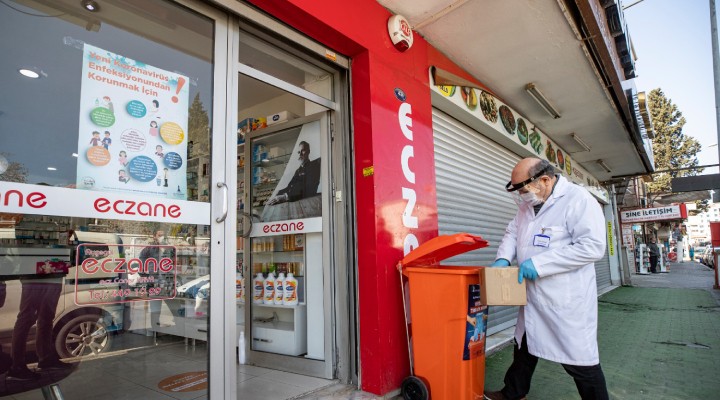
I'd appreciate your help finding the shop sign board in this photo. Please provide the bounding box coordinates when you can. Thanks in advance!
[620,204,687,223]
[429,71,610,203]
[250,216,322,237]
[607,221,615,256]
[74,244,177,305]
[0,181,210,225]
[77,44,189,200]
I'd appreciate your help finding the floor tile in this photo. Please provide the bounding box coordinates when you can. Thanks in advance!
[262,370,334,390]
[236,376,312,400]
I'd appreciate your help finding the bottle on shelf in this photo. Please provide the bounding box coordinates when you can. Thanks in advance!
[240,273,244,300]
[283,273,298,306]
[274,272,285,305]
[238,331,247,365]
[252,273,264,304]
[263,272,275,305]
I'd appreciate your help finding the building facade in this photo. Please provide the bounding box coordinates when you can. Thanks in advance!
[0,0,652,397]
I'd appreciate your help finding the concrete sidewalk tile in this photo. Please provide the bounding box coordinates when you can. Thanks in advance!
[484,284,720,399]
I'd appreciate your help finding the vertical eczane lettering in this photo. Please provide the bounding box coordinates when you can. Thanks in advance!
[402,187,418,229]
[401,145,415,184]
[399,103,413,140]
[398,100,419,257]
[404,234,419,256]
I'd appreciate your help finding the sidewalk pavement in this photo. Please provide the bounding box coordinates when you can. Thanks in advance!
[298,261,720,399]
[484,261,720,399]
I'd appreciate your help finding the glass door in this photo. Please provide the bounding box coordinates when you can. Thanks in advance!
[237,111,332,378]
[245,112,328,361]
[232,26,338,379]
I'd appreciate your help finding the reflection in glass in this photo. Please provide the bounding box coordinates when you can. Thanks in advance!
[239,31,334,100]
[0,0,214,397]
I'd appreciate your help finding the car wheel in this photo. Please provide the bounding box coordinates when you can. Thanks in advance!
[55,314,112,358]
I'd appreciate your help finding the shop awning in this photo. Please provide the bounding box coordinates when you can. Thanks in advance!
[379,0,653,181]
[653,191,711,205]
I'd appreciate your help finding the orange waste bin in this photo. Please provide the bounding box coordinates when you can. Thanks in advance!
[398,233,489,400]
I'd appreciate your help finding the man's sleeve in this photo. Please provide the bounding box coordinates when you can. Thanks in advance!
[531,191,606,277]
[496,214,519,264]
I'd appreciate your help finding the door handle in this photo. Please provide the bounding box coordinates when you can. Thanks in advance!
[216,182,228,223]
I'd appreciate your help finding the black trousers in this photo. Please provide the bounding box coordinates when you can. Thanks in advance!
[649,256,658,273]
[501,335,609,400]
[11,282,62,368]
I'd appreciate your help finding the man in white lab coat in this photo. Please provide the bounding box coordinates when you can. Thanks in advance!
[484,158,609,400]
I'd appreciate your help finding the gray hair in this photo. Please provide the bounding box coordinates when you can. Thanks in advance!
[528,159,555,178]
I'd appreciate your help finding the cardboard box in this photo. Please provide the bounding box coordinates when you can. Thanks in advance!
[267,111,298,125]
[479,267,527,306]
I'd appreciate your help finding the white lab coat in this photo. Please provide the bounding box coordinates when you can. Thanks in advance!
[496,175,606,366]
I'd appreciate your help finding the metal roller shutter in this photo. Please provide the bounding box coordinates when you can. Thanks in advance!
[595,206,612,291]
[432,109,520,334]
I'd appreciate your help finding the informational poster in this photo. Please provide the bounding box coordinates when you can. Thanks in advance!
[77,44,189,200]
[463,284,488,360]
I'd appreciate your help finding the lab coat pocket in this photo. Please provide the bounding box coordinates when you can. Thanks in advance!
[542,226,565,237]
[542,226,566,249]
[536,273,571,308]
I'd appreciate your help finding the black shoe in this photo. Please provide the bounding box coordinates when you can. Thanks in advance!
[37,360,73,371]
[484,390,527,400]
[7,367,40,380]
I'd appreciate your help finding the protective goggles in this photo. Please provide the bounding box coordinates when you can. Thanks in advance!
[505,166,552,192]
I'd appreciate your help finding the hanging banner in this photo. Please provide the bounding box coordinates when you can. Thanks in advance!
[607,221,615,256]
[620,204,688,223]
[77,44,189,200]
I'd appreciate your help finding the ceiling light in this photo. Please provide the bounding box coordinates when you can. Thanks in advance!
[570,133,591,152]
[47,167,57,171]
[81,0,100,12]
[18,69,40,79]
[525,83,561,119]
[596,159,612,173]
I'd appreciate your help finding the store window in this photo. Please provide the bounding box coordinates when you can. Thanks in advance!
[0,0,215,397]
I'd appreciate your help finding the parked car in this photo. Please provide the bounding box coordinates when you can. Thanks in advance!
[706,248,720,270]
[700,247,714,267]
[0,232,125,360]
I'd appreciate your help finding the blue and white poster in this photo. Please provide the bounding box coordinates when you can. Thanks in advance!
[76,44,188,200]
[463,284,488,360]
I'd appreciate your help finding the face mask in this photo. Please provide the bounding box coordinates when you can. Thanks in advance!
[519,191,543,205]
[158,236,166,243]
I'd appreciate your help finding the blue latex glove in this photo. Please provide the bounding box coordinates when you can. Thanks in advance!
[491,258,511,267]
[518,259,538,283]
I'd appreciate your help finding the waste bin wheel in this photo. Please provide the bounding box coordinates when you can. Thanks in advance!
[401,376,429,400]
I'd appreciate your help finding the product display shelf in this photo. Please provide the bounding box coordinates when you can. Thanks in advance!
[251,303,307,356]
[635,244,650,275]
[12,216,71,245]
[254,302,306,309]
[249,232,307,356]
[252,153,292,167]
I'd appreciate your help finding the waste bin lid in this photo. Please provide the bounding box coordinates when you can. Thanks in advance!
[400,233,488,267]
